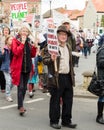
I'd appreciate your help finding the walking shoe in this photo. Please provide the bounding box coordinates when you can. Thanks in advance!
[50,123,61,129]
[6,96,13,102]
[1,89,5,93]
[19,107,26,116]
[96,116,104,124]
[62,122,77,128]
[29,92,34,98]
[32,89,35,92]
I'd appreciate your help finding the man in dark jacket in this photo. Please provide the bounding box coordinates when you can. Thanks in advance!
[43,25,77,129]
[96,34,104,124]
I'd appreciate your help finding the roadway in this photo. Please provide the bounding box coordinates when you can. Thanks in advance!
[0,52,103,130]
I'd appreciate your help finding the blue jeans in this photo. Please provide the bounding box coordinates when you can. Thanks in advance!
[3,72,12,97]
[98,96,104,102]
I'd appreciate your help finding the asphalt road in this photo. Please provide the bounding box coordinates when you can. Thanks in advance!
[0,88,103,130]
[0,52,103,130]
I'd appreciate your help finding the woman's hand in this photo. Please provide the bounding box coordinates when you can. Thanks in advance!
[34,38,39,48]
[36,47,40,56]
[21,36,27,44]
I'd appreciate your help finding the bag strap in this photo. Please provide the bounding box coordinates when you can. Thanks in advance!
[94,66,96,72]
[93,66,98,80]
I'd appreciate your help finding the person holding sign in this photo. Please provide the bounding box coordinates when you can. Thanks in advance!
[10,23,37,116]
[43,25,77,129]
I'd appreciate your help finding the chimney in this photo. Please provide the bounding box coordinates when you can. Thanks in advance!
[65,4,67,10]
[85,0,89,8]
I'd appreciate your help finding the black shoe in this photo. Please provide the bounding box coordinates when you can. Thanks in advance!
[19,107,26,116]
[50,123,61,129]
[32,89,35,92]
[62,122,77,128]
[96,116,104,124]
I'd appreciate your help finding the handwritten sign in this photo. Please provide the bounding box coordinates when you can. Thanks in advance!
[47,18,58,55]
[10,2,28,20]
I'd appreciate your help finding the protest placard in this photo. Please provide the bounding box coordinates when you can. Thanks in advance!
[10,2,28,21]
[47,18,58,56]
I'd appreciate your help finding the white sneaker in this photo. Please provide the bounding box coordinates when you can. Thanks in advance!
[6,96,13,102]
[29,92,34,98]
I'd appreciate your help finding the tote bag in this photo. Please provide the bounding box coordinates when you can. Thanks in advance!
[87,71,104,96]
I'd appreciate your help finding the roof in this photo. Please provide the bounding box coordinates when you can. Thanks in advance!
[43,10,52,18]
[43,7,66,18]
[72,0,104,20]
[43,7,82,20]
[71,8,86,20]
[43,0,104,21]
[92,0,104,12]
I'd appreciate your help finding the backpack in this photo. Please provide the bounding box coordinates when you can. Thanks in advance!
[96,45,104,68]
[38,61,43,74]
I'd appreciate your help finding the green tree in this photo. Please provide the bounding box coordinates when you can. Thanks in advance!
[101,15,104,27]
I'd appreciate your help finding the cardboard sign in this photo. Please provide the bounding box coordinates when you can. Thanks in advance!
[10,2,28,21]
[47,18,58,55]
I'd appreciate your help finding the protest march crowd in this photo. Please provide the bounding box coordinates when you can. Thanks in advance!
[0,16,104,129]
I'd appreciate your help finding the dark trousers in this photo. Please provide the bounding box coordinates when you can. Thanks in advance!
[49,74,73,124]
[72,55,76,67]
[17,73,29,109]
[97,101,104,117]
[42,73,48,88]
[75,56,79,65]
[0,71,6,90]
[83,47,88,57]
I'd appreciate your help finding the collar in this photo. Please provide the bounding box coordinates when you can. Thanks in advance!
[59,42,66,47]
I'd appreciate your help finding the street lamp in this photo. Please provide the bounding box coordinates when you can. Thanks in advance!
[96,15,99,33]
[49,0,52,17]
[0,0,2,14]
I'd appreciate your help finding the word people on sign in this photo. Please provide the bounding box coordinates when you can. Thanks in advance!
[10,3,27,11]
[10,2,28,20]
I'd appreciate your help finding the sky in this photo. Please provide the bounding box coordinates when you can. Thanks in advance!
[41,0,87,14]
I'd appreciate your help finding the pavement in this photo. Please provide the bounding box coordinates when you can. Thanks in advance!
[73,51,98,99]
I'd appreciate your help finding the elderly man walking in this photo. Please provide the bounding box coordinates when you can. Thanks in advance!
[43,25,77,129]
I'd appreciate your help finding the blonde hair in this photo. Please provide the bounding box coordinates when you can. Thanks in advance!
[18,26,30,36]
[18,22,31,36]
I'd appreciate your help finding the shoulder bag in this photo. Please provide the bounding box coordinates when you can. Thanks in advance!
[87,67,104,96]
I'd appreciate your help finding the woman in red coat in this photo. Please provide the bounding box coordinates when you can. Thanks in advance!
[10,23,37,116]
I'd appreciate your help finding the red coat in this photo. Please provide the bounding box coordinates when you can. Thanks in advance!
[10,38,37,86]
